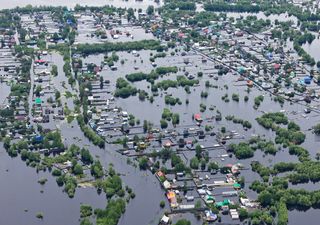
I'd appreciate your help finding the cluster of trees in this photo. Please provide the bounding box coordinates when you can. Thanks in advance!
[204,2,260,13]
[155,76,199,91]
[235,16,271,33]
[301,21,320,32]
[104,52,119,67]
[225,115,252,129]
[171,153,188,173]
[74,40,161,55]
[80,205,92,218]
[51,65,58,76]
[42,131,65,149]
[251,161,272,182]
[288,161,320,184]
[58,44,76,85]
[161,108,180,127]
[165,1,195,11]
[139,156,149,170]
[56,175,77,198]
[249,137,278,155]
[256,112,288,129]
[229,142,254,159]
[125,66,178,83]
[254,180,320,211]
[96,168,123,198]
[114,78,137,98]
[204,1,320,22]
[95,199,126,225]
[275,127,305,146]
[77,115,105,148]
[91,160,104,178]
[254,95,264,108]
[149,52,166,62]
[186,11,220,27]
[239,209,274,225]
[174,219,191,225]
[313,123,320,135]
[165,95,182,106]
[294,44,315,66]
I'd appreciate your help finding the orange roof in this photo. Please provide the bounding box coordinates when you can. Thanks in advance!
[247,80,253,87]
[167,191,176,200]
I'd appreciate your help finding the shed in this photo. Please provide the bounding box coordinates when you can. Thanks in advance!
[304,76,312,84]
[233,183,241,189]
[35,135,43,142]
[35,98,42,105]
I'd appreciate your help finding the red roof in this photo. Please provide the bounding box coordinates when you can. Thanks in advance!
[35,59,46,63]
[274,64,280,70]
[178,32,185,38]
[194,113,202,121]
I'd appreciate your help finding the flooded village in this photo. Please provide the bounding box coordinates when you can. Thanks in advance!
[1,1,320,225]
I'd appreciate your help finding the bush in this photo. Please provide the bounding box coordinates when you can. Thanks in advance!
[80,205,93,217]
[160,200,165,208]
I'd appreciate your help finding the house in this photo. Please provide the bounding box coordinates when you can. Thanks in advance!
[166,191,178,208]
[205,210,218,222]
[194,113,203,122]
[160,215,170,225]
[230,209,239,220]
[304,76,312,84]
[35,59,47,65]
[198,130,205,139]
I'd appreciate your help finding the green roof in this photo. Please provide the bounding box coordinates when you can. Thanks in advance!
[215,202,223,207]
[35,98,41,104]
[223,199,230,205]
[206,195,215,201]
[233,183,241,188]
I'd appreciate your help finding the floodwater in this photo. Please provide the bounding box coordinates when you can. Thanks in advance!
[302,35,320,63]
[0,6,319,225]
[226,12,298,24]
[1,46,320,225]
[0,146,106,225]
[0,0,163,10]
[0,82,10,104]
[0,49,166,225]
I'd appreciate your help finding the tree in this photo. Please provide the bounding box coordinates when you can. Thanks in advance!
[313,123,320,135]
[143,120,148,133]
[127,8,135,21]
[258,190,272,207]
[277,201,288,225]
[100,76,104,89]
[80,218,93,225]
[146,5,154,15]
[195,145,202,159]
[160,119,168,129]
[190,157,199,169]
[55,90,61,100]
[208,162,219,171]
[238,208,248,220]
[172,113,180,126]
[73,163,83,175]
[91,160,104,178]
[160,200,165,208]
[81,148,93,164]
[175,219,191,225]
[139,157,148,170]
